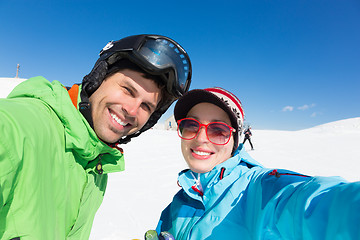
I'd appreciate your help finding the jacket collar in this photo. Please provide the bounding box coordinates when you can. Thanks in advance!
[8,77,125,174]
[178,144,262,200]
[66,82,125,173]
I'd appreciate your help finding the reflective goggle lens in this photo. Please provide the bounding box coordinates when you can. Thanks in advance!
[138,38,191,95]
[177,118,234,145]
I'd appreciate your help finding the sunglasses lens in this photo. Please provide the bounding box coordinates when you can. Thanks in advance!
[207,123,232,144]
[178,119,200,139]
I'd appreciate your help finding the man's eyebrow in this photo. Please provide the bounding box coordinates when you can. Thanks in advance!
[123,79,137,94]
[124,79,157,111]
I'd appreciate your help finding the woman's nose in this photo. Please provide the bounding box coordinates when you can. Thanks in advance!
[195,126,209,143]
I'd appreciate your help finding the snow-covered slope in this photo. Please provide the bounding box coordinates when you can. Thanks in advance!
[90,118,360,239]
[0,77,26,98]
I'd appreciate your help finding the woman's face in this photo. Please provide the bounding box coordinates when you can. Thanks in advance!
[181,102,234,173]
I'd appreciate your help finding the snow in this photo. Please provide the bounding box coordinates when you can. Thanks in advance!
[1,77,359,239]
[90,118,360,240]
[0,77,26,97]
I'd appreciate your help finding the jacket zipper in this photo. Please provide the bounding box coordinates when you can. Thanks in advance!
[268,169,310,178]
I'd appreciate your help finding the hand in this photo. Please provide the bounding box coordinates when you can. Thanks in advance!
[144,230,158,240]
[145,230,175,240]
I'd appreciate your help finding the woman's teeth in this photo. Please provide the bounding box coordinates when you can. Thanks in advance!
[193,150,211,156]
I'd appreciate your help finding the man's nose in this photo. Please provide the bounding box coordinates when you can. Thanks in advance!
[123,99,141,116]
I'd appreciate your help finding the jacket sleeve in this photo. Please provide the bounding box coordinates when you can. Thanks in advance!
[248,169,360,239]
[156,190,185,234]
[0,102,23,210]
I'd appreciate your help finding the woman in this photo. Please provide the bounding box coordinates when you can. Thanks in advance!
[154,87,360,240]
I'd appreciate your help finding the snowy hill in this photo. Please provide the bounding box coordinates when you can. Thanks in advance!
[303,117,360,133]
[90,118,360,240]
[0,77,26,98]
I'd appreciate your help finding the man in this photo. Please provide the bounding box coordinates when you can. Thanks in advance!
[0,34,192,239]
[243,126,254,150]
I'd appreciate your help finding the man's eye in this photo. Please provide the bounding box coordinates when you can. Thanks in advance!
[123,86,132,95]
[142,103,152,112]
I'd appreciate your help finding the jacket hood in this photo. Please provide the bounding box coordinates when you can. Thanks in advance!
[7,76,124,173]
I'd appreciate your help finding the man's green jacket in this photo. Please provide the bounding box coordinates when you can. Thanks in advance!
[0,76,125,239]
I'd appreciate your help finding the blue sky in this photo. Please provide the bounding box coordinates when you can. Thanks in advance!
[1,0,359,130]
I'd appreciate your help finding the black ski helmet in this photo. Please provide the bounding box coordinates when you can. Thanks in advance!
[81,34,192,144]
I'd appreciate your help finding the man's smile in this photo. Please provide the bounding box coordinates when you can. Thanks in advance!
[109,110,127,127]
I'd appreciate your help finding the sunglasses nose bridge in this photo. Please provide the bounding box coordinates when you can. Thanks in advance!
[195,123,210,141]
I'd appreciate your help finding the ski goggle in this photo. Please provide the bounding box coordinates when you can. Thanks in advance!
[177,118,236,145]
[100,35,192,98]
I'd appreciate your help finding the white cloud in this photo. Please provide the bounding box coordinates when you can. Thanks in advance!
[282,106,294,112]
[298,105,310,111]
[282,104,316,113]
[298,103,316,111]
[311,111,322,117]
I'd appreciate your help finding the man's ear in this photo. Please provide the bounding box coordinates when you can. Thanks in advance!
[82,60,108,97]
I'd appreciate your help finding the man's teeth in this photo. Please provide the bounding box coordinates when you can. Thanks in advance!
[110,113,127,126]
[193,150,211,156]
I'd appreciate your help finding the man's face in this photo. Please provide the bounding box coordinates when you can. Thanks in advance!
[89,69,162,143]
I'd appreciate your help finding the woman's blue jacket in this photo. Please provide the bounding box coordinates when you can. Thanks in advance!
[156,144,360,240]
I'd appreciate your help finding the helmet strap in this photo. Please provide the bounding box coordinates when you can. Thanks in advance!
[79,89,94,129]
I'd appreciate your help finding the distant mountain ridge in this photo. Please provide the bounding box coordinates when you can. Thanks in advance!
[301,117,360,133]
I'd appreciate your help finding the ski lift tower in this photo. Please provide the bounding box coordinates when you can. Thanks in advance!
[15,64,20,78]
